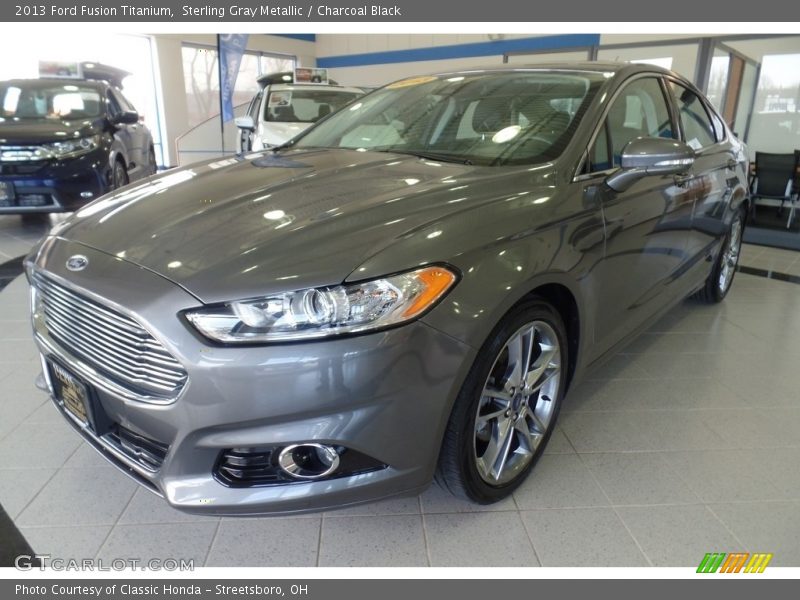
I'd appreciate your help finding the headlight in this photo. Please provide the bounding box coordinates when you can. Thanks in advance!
[185,265,458,343]
[43,135,101,159]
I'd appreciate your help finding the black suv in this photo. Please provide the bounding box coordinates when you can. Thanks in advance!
[0,68,156,216]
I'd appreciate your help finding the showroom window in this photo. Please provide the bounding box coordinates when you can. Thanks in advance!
[669,82,718,149]
[182,44,296,130]
[590,76,676,169]
[747,52,800,153]
[705,51,731,112]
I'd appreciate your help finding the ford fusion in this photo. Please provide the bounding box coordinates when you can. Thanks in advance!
[26,63,748,514]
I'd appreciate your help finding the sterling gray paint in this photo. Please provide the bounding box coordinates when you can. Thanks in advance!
[25,63,749,514]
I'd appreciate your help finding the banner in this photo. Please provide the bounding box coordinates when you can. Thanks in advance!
[217,33,249,123]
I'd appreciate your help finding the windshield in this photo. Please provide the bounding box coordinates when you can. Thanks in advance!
[266,88,362,124]
[294,71,605,166]
[0,81,103,120]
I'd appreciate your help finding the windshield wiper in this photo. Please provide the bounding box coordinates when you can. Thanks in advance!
[271,139,297,152]
[371,149,473,165]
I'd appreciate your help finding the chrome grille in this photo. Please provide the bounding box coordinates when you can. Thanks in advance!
[33,271,187,399]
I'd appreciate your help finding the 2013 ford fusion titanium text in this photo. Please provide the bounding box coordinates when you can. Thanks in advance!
[26,63,749,514]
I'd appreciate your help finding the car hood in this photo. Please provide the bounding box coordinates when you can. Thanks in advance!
[53,148,550,304]
[0,118,100,145]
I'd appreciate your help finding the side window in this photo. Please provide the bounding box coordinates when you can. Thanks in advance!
[247,92,262,120]
[106,90,121,119]
[669,82,718,150]
[589,122,611,171]
[114,89,137,113]
[588,77,675,172]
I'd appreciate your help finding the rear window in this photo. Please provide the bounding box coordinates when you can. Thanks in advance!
[265,89,361,123]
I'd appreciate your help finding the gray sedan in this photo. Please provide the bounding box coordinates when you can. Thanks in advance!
[26,62,749,514]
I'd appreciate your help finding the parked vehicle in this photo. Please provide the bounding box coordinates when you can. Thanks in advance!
[26,63,749,514]
[235,71,364,151]
[0,67,156,216]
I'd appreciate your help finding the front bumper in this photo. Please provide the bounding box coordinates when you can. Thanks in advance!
[28,237,473,515]
[0,149,109,214]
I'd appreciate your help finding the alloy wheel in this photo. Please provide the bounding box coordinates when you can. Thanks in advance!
[473,320,561,485]
[718,215,743,293]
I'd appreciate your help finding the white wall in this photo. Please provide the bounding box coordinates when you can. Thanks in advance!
[318,34,602,87]
[318,34,709,89]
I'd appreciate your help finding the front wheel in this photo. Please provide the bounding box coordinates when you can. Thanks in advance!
[112,159,129,189]
[148,147,157,176]
[694,208,744,303]
[436,298,568,503]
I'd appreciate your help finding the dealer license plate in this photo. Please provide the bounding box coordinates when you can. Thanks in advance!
[49,361,91,427]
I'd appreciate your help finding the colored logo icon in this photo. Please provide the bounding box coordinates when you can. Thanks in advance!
[697,552,773,573]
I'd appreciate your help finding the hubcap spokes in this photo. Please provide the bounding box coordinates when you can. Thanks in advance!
[719,218,742,292]
[474,321,561,485]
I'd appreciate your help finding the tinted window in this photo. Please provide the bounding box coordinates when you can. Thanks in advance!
[589,122,612,171]
[112,89,137,113]
[106,90,122,118]
[601,77,676,167]
[670,82,717,149]
[296,72,606,167]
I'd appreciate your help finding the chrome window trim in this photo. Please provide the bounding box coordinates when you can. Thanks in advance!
[571,71,679,182]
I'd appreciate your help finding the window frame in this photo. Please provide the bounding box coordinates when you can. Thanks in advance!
[664,76,728,151]
[575,72,679,181]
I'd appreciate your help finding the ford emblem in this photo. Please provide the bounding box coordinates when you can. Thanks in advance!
[66,255,89,272]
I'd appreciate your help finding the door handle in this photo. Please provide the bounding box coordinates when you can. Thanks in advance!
[727,159,738,170]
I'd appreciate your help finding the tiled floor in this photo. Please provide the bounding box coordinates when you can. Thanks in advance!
[1,214,799,567]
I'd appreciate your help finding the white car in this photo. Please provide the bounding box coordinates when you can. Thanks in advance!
[235,72,364,151]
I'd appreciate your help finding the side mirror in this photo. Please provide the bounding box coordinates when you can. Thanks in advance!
[235,115,255,131]
[606,137,695,192]
[113,110,139,125]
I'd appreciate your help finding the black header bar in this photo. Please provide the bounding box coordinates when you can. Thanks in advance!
[2,0,799,22]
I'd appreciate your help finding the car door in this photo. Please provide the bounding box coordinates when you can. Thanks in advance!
[584,75,696,355]
[111,88,148,178]
[240,90,262,152]
[666,79,737,291]
[106,89,135,168]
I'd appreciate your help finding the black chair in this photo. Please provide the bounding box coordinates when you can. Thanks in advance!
[750,151,800,229]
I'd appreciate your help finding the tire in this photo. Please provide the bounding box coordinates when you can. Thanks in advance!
[693,208,744,303]
[148,147,157,176]
[112,158,129,189]
[436,297,569,503]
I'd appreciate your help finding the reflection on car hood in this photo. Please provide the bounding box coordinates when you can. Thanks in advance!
[0,118,100,145]
[54,148,546,303]
[260,121,312,146]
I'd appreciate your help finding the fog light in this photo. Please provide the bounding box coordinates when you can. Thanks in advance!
[80,191,94,198]
[278,443,340,480]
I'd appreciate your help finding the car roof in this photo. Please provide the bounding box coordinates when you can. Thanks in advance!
[0,78,107,90]
[431,61,676,79]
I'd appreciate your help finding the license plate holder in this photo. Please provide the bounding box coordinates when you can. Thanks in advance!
[48,359,94,429]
